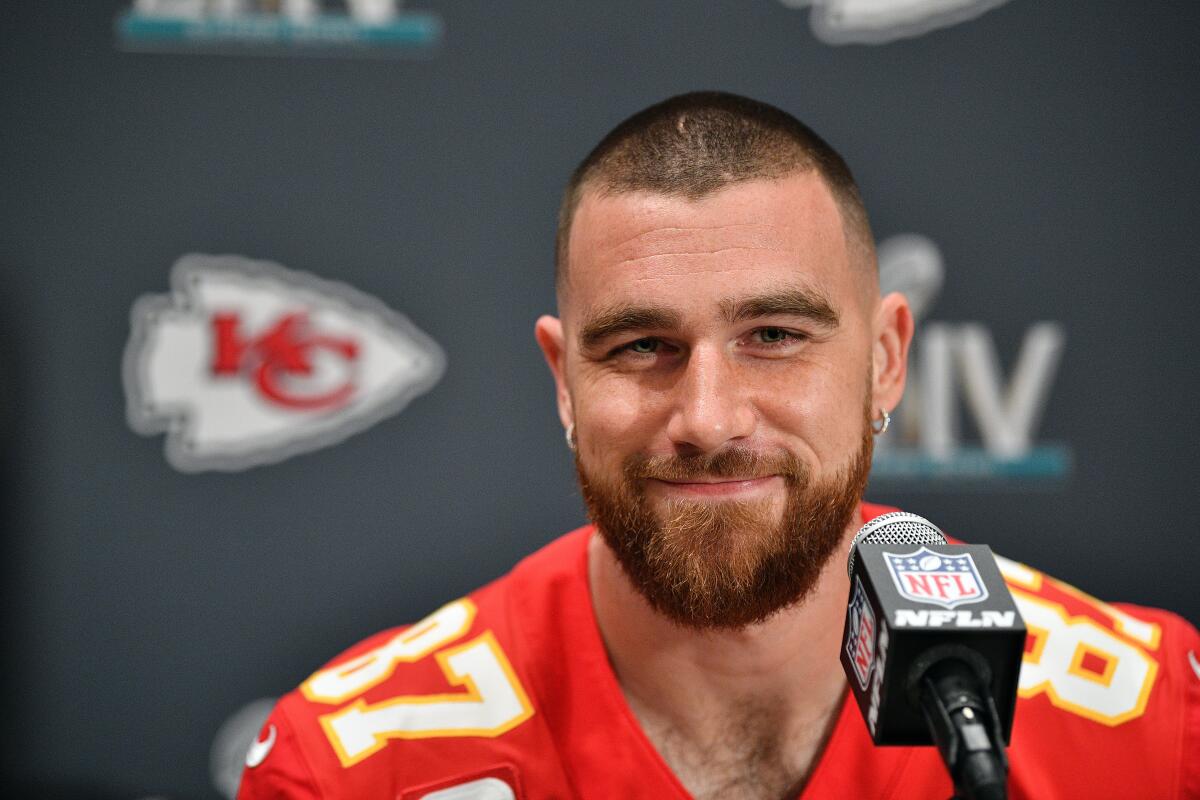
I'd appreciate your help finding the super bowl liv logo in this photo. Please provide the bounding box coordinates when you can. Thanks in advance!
[778,0,1014,44]
[117,0,441,54]
[871,235,1070,483]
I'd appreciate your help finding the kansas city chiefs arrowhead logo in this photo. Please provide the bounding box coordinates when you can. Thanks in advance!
[780,0,1013,45]
[123,253,445,472]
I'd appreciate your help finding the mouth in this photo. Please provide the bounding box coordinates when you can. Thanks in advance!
[646,475,781,499]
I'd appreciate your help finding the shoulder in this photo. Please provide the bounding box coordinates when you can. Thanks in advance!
[993,553,1200,798]
[237,526,594,800]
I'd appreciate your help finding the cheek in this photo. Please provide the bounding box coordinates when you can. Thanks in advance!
[573,373,668,448]
[756,357,870,455]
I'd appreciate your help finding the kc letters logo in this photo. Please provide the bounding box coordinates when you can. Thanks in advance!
[884,547,988,609]
[845,576,878,691]
[124,253,445,472]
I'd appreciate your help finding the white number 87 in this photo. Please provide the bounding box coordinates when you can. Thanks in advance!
[997,556,1160,726]
[300,599,535,767]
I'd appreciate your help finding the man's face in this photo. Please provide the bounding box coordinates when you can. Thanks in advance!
[537,172,909,628]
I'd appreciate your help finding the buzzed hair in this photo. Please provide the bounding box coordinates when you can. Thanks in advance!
[555,91,875,294]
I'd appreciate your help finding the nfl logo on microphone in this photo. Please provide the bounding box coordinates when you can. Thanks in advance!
[884,548,989,610]
[844,576,877,691]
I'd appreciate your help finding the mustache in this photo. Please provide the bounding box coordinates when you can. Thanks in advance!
[624,446,805,482]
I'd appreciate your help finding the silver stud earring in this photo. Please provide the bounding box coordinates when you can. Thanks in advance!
[871,408,891,436]
[565,423,577,452]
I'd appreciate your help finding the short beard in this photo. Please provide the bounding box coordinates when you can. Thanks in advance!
[576,414,873,631]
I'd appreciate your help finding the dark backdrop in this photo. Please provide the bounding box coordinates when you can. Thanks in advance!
[2,1,1197,797]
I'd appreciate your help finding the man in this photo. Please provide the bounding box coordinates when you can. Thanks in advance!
[238,92,1200,799]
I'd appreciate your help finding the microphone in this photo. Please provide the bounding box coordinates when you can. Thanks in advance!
[839,512,1026,800]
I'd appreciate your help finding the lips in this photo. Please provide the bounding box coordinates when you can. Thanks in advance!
[647,475,780,497]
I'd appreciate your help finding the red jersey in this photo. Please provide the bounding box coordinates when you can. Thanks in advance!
[239,503,1200,799]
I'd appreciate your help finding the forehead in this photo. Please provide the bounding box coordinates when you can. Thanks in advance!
[563,172,856,322]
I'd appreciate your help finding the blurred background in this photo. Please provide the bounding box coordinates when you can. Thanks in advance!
[2,1,1197,797]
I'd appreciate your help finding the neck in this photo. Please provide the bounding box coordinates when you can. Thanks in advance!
[587,511,860,794]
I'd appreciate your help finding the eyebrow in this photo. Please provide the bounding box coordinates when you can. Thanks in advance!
[720,288,839,328]
[578,305,682,350]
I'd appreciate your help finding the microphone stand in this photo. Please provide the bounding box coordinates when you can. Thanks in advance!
[917,658,1009,800]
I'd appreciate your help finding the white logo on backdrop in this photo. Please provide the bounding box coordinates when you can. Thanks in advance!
[124,253,445,472]
[778,0,1014,44]
[211,697,276,799]
[872,234,1069,482]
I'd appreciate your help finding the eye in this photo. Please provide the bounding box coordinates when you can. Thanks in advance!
[744,327,808,353]
[627,338,659,354]
[754,327,808,346]
[758,327,790,344]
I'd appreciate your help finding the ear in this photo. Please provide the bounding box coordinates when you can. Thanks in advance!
[872,292,914,413]
[534,315,574,431]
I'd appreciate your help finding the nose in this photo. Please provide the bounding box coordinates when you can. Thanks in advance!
[665,344,756,453]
